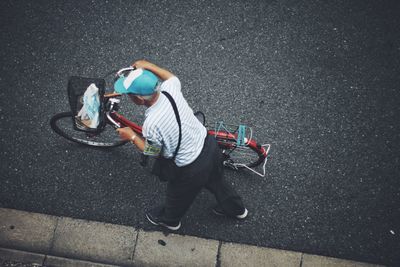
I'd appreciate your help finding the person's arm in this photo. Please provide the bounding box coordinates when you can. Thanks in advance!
[132,60,174,81]
[116,127,145,152]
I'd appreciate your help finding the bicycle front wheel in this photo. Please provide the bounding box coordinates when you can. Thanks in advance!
[50,111,127,148]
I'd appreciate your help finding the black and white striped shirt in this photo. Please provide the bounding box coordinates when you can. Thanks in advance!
[142,77,207,167]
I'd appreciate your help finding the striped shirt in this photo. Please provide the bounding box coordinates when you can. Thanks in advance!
[142,77,207,167]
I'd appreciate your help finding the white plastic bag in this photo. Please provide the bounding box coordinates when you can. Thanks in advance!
[77,83,100,128]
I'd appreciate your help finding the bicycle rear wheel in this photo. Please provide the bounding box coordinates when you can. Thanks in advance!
[50,111,127,148]
[217,139,266,169]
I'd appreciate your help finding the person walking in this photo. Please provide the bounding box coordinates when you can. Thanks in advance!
[115,59,247,230]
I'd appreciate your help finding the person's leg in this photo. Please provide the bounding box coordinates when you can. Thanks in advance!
[162,178,203,223]
[146,175,204,230]
[206,166,246,216]
[159,137,221,223]
[205,139,246,217]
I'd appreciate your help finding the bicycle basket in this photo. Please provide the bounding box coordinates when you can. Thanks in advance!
[67,76,106,133]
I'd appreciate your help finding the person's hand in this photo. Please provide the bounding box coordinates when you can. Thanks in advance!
[116,127,137,141]
[132,59,152,70]
[131,60,173,81]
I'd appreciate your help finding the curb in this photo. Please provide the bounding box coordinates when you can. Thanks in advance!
[0,208,384,267]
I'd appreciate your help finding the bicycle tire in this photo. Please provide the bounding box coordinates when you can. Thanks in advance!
[217,138,266,169]
[50,111,128,148]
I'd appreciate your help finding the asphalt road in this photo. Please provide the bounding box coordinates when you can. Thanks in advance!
[1,0,399,265]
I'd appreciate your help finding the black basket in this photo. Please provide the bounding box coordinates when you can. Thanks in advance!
[67,76,106,133]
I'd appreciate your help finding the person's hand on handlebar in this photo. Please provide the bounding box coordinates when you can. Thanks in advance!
[116,127,145,152]
[116,127,137,142]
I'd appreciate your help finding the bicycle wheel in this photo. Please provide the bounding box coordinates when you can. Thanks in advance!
[50,111,127,148]
[217,139,266,169]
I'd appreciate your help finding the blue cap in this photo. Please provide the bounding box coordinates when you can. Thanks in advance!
[114,69,159,96]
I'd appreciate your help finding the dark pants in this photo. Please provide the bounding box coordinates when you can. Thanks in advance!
[161,135,245,223]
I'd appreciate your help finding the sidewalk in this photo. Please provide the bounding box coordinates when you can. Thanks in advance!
[0,208,384,267]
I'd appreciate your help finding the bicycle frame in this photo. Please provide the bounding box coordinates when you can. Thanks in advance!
[103,95,270,177]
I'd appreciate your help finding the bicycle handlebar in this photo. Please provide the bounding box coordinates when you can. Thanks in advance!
[116,66,135,77]
[104,92,122,98]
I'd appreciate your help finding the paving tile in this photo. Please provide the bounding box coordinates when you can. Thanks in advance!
[0,208,57,253]
[0,247,45,265]
[302,253,385,267]
[45,255,119,267]
[134,230,219,267]
[1,208,385,267]
[51,217,137,266]
[220,242,301,267]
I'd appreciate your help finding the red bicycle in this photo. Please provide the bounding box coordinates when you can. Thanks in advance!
[50,72,270,177]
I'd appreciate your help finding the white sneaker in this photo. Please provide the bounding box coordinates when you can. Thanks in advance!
[212,206,248,219]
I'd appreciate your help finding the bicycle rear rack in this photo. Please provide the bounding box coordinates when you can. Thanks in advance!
[235,144,271,177]
[213,121,271,177]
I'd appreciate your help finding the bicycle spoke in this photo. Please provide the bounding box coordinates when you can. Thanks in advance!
[51,112,126,147]
[223,146,261,166]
